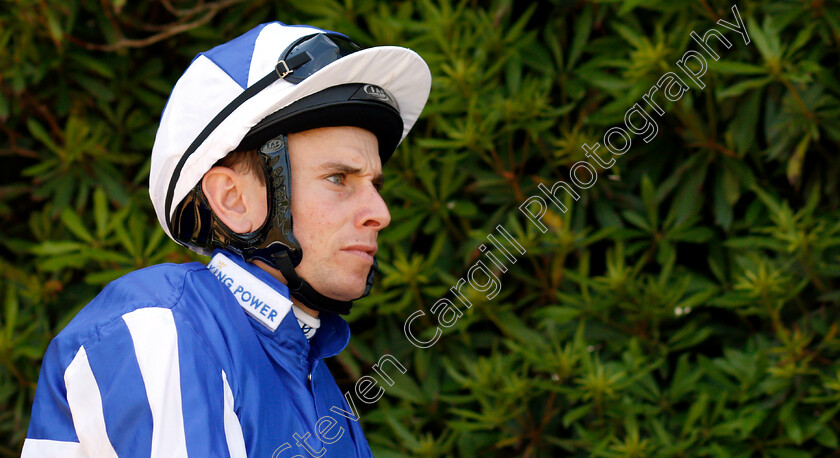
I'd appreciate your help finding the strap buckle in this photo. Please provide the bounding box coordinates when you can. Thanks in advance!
[275,60,293,79]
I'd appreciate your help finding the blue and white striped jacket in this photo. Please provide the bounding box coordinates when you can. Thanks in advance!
[23,250,373,457]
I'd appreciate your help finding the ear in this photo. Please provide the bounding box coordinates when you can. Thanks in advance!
[202,166,267,233]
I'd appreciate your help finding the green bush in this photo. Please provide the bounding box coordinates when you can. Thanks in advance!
[2,0,839,456]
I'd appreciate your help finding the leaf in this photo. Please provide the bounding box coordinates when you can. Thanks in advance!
[717,76,772,99]
[26,118,60,154]
[622,210,650,231]
[536,306,581,324]
[51,174,75,218]
[494,311,547,347]
[787,22,816,57]
[30,241,85,256]
[113,218,137,258]
[69,53,115,79]
[737,408,768,438]
[612,23,645,49]
[669,325,713,351]
[61,208,94,243]
[94,188,109,241]
[617,0,649,16]
[713,173,733,230]
[681,392,708,437]
[562,403,592,427]
[729,89,761,154]
[641,175,658,229]
[747,17,775,62]
[38,253,89,272]
[44,6,63,45]
[815,425,839,449]
[381,212,426,242]
[380,372,426,404]
[709,60,767,75]
[668,354,703,402]
[786,134,810,186]
[4,285,18,341]
[778,399,804,445]
[568,5,592,70]
[385,414,421,450]
[671,227,714,243]
[86,248,132,264]
[450,200,478,217]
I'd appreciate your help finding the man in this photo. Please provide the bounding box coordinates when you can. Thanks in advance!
[23,22,431,457]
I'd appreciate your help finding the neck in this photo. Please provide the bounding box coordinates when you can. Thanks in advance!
[253,259,320,318]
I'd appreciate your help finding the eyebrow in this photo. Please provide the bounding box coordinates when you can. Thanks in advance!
[318,161,384,187]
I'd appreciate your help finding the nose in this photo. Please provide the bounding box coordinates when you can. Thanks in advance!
[358,184,391,230]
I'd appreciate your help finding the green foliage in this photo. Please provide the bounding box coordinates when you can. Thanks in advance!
[3,0,840,456]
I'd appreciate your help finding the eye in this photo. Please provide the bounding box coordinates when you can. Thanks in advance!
[372,177,384,192]
[326,174,344,185]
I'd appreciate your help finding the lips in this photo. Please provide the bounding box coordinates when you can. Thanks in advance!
[341,244,377,263]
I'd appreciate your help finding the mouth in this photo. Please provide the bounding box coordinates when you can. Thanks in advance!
[341,244,377,263]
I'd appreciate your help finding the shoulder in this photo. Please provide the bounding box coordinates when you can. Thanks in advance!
[47,262,220,368]
[28,262,246,456]
[98,262,209,309]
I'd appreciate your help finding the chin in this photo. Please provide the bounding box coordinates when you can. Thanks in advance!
[314,276,368,302]
[297,262,370,301]
[334,284,368,302]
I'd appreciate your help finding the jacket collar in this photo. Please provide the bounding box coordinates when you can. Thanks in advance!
[207,249,350,359]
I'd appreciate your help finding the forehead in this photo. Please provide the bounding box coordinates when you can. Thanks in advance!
[287,126,381,171]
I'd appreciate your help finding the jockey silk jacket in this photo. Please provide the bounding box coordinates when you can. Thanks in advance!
[23,250,373,457]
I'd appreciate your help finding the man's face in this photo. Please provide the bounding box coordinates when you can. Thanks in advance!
[287,126,391,301]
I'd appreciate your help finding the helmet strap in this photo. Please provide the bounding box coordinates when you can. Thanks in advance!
[275,255,355,315]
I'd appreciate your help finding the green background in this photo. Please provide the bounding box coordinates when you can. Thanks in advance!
[2,0,840,456]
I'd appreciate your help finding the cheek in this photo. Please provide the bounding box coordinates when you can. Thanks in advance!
[292,192,334,251]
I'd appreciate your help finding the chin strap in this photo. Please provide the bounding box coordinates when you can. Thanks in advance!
[274,255,377,315]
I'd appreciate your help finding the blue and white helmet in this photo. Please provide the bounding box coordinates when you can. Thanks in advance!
[148,22,431,314]
[150,21,431,247]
